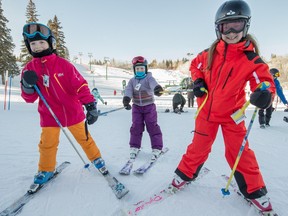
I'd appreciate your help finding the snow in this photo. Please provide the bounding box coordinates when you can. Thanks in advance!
[0,64,287,216]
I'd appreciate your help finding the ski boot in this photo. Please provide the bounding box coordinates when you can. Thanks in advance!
[34,171,54,185]
[167,174,188,194]
[249,195,273,213]
[93,157,108,175]
[130,147,140,160]
[151,149,162,161]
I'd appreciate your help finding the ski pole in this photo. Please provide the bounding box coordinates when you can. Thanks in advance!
[221,106,258,196]
[3,71,8,110]
[8,76,12,110]
[98,107,125,116]
[221,81,270,196]
[194,88,208,119]
[34,85,90,169]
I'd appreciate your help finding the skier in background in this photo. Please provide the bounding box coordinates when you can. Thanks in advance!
[122,79,127,95]
[168,1,276,214]
[20,22,110,185]
[258,68,288,128]
[172,92,186,113]
[187,79,195,108]
[123,56,164,161]
[92,87,107,105]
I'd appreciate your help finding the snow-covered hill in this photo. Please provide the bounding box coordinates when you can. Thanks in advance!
[0,65,287,216]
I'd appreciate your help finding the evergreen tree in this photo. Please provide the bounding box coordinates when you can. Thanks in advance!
[48,16,69,59]
[149,59,158,68]
[0,0,20,84]
[20,0,39,66]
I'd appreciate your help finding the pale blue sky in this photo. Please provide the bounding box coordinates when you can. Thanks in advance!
[2,0,288,63]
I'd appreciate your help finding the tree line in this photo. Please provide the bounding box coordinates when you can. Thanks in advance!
[0,0,68,84]
[1,0,288,85]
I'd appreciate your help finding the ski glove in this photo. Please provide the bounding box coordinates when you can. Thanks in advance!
[154,85,164,96]
[193,78,207,98]
[85,102,98,125]
[123,96,131,110]
[250,89,272,109]
[21,70,38,94]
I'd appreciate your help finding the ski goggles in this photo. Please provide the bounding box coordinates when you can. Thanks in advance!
[217,19,246,35]
[274,72,280,77]
[23,23,51,39]
[132,56,146,65]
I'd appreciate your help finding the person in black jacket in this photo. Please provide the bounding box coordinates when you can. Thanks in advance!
[172,92,186,113]
[187,80,195,108]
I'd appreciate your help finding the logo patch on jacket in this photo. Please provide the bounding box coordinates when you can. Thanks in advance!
[43,74,49,87]
[57,73,64,77]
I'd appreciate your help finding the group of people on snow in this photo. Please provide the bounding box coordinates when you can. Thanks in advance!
[19,0,288,214]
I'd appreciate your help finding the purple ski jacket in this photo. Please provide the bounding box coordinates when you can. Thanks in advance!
[124,72,159,106]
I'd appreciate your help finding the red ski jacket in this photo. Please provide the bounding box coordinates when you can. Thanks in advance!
[190,39,275,122]
[21,54,95,127]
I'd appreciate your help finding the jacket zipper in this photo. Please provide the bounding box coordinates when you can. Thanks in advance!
[42,58,68,126]
[207,43,228,120]
[222,68,233,89]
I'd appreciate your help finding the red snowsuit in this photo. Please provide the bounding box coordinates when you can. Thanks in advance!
[175,39,275,199]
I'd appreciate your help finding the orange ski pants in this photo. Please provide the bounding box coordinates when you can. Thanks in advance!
[38,121,101,171]
[177,117,266,195]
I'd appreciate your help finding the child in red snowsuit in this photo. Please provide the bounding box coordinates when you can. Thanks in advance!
[169,0,276,213]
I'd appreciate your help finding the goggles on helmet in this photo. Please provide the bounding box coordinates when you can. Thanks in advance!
[274,72,280,78]
[23,23,51,39]
[218,19,246,35]
[132,56,146,65]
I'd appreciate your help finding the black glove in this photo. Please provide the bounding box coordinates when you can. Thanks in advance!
[250,89,272,109]
[21,70,38,87]
[154,85,163,96]
[21,70,38,94]
[123,96,131,110]
[85,102,98,125]
[193,78,207,98]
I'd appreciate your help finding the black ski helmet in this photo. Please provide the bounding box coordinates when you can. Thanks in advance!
[270,68,280,78]
[132,56,148,74]
[23,22,56,57]
[215,0,251,39]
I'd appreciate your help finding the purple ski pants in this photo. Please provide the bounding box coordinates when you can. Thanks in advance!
[129,103,163,150]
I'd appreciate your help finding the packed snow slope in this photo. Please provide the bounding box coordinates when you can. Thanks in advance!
[0,64,287,216]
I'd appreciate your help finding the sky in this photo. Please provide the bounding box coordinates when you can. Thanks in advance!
[2,0,288,63]
[0,64,287,215]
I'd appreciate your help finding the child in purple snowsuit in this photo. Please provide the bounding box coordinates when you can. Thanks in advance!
[123,56,164,160]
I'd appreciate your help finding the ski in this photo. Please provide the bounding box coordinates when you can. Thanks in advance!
[119,159,135,175]
[133,147,169,175]
[119,148,141,175]
[160,109,188,114]
[120,167,210,216]
[103,173,129,199]
[95,160,129,199]
[0,161,70,216]
[221,175,278,216]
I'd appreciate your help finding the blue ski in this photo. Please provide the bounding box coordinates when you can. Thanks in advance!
[0,161,70,216]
